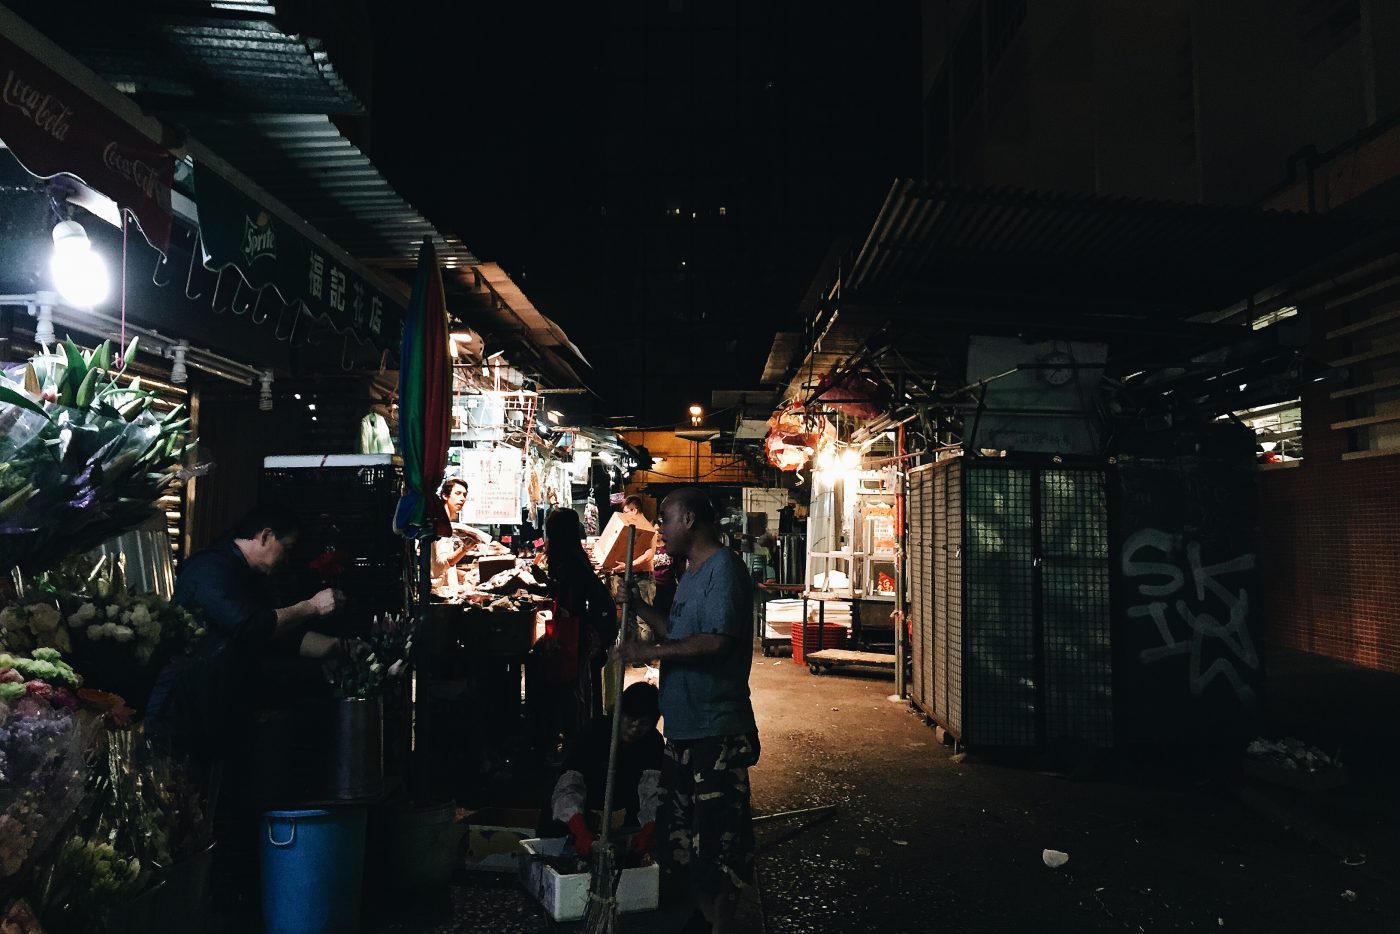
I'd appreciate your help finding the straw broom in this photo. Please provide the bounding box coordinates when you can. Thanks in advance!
[585,525,636,934]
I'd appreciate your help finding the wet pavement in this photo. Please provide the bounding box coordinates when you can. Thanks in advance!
[356,647,1395,932]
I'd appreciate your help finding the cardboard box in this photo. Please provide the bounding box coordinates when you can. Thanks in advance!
[462,807,539,872]
[592,513,655,570]
[477,555,518,581]
[518,837,659,922]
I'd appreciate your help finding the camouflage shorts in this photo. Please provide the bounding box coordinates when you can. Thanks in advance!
[657,732,761,894]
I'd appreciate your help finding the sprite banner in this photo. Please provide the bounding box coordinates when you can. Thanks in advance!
[193,162,404,352]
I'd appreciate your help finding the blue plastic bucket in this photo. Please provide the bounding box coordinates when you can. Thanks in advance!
[261,808,367,934]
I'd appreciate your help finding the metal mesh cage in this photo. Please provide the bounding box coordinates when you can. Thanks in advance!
[1040,470,1113,746]
[964,466,1037,746]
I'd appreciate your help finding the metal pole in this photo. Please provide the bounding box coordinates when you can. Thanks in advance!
[894,374,908,698]
[598,524,637,851]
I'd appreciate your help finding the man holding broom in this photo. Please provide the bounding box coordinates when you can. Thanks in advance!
[616,488,759,934]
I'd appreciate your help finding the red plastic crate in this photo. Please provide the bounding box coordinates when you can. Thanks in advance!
[791,622,849,665]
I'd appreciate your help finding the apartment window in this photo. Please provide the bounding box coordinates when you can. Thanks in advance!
[1327,296,1400,460]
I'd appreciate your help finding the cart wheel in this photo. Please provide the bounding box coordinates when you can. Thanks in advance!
[762,645,772,657]
[808,663,821,675]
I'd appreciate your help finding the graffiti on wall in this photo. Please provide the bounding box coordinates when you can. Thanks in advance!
[1122,528,1259,705]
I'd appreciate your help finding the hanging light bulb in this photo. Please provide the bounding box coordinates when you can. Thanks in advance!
[169,341,189,385]
[259,370,274,411]
[840,448,860,471]
[50,219,110,308]
[816,447,836,472]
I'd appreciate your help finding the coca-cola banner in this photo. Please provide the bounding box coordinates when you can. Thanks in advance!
[0,33,174,253]
[194,163,404,353]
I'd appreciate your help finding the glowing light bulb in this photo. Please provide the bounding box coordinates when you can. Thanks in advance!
[50,220,109,308]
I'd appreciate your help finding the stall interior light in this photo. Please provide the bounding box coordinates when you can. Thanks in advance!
[50,219,109,308]
[840,448,861,471]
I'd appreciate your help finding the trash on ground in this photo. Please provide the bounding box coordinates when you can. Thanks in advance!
[1042,849,1069,869]
[855,846,871,856]
[1342,890,1357,902]
[1343,854,1367,867]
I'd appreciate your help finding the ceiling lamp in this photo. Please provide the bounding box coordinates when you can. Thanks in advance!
[50,219,110,308]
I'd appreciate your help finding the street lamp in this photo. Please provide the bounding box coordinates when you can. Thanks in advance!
[688,403,703,427]
[678,403,718,483]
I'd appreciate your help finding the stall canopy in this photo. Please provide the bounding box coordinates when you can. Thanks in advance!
[766,179,1396,409]
[0,27,173,253]
[194,161,404,353]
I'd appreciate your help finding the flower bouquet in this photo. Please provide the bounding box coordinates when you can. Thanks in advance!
[0,649,90,891]
[0,338,192,576]
[335,613,413,700]
[0,555,204,704]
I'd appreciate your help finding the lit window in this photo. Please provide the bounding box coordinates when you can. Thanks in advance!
[718,206,727,216]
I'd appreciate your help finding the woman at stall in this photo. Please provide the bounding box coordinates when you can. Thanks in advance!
[528,508,618,762]
[430,477,492,597]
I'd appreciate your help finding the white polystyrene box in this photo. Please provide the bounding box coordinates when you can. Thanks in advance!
[518,837,659,922]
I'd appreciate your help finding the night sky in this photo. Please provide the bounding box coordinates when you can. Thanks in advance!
[370,1,921,424]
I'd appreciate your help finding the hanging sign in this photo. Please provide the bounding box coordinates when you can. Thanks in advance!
[0,33,174,252]
[193,163,404,352]
[458,447,523,525]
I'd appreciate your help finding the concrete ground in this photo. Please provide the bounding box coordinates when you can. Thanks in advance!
[359,646,1395,933]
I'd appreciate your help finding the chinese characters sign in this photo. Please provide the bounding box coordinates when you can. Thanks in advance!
[194,163,402,352]
[456,448,523,526]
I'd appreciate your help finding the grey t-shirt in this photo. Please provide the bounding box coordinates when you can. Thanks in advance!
[658,549,757,741]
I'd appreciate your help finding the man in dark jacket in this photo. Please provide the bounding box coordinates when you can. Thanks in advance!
[145,504,345,755]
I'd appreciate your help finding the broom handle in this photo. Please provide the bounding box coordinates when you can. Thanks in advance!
[598,524,637,849]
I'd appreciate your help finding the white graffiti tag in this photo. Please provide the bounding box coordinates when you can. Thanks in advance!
[1122,528,1258,704]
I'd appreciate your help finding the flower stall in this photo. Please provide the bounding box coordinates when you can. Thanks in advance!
[0,338,217,933]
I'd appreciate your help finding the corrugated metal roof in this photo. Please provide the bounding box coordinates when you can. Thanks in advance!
[1,0,364,114]
[846,179,1390,314]
[770,179,1397,405]
[3,0,477,271]
[182,113,477,268]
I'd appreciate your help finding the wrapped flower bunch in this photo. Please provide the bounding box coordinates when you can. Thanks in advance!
[0,649,85,880]
[0,337,192,576]
[335,613,413,699]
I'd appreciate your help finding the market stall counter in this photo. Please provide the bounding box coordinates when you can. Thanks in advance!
[415,542,552,800]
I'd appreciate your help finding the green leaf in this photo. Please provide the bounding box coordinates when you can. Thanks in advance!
[0,386,50,420]
[122,336,141,370]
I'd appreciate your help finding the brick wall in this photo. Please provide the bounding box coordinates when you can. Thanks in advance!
[1258,305,1400,673]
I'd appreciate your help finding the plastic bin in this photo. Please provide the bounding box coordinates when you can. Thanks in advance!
[261,808,367,934]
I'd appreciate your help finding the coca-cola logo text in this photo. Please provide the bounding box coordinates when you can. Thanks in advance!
[102,142,163,200]
[2,69,72,141]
